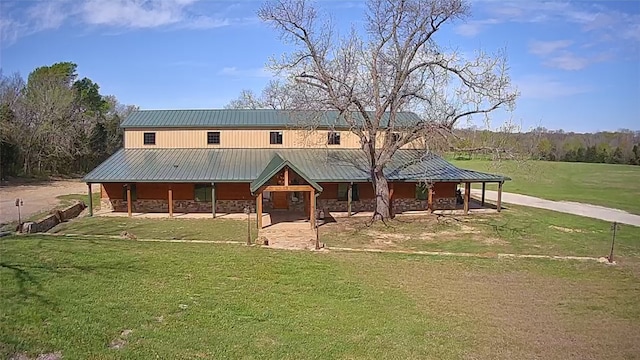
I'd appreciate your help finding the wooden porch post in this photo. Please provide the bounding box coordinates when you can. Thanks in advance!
[126,184,132,218]
[389,183,395,218]
[463,182,470,215]
[211,182,216,218]
[427,185,433,212]
[87,183,93,217]
[347,182,353,217]
[168,187,174,218]
[284,167,289,186]
[481,182,486,207]
[256,192,263,229]
[310,188,316,229]
[497,181,503,212]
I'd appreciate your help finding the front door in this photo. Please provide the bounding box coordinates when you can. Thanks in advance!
[272,192,289,209]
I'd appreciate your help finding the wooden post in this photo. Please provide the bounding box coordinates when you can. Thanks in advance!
[168,187,174,218]
[427,185,433,212]
[389,183,394,218]
[481,182,486,207]
[310,189,316,229]
[497,182,503,212]
[347,182,353,217]
[87,183,93,217]
[464,182,470,215]
[256,192,263,229]
[126,184,132,218]
[284,167,289,186]
[211,182,216,218]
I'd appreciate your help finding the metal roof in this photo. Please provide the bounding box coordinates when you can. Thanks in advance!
[120,109,423,129]
[84,148,510,185]
[250,153,323,193]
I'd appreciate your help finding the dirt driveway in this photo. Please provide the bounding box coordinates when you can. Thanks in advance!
[0,180,97,224]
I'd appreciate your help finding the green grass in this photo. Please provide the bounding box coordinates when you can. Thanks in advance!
[1,236,639,359]
[450,160,640,214]
[51,217,258,242]
[321,205,640,259]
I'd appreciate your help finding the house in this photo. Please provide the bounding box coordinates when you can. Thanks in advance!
[83,109,509,228]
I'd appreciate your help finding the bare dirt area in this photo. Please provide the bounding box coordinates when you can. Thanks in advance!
[0,179,95,225]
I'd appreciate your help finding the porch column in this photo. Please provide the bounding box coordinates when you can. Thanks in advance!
[463,182,470,215]
[256,192,263,229]
[284,167,289,186]
[168,186,174,218]
[497,181,503,212]
[347,182,353,217]
[310,188,316,229]
[481,182,486,206]
[389,183,395,218]
[87,183,93,217]
[126,184,132,218]
[211,182,216,218]
[427,185,433,212]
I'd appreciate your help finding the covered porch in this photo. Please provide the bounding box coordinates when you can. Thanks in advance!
[250,153,323,229]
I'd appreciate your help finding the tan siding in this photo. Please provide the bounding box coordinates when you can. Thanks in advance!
[124,129,379,149]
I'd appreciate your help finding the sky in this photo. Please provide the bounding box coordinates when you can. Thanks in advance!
[1,0,639,133]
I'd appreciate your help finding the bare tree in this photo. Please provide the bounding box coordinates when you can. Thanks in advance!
[224,80,296,110]
[259,0,518,220]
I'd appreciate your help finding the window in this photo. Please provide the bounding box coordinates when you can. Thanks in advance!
[391,132,400,142]
[270,131,283,144]
[194,184,213,202]
[416,184,428,200]
[143,132,156,145]
[207,131,220,145]
[122,184,137,201]
[337,183,359,201]
[328,131,341,145]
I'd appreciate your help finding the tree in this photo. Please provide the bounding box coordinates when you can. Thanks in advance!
[225,80,295,110]
[258,0,518,219]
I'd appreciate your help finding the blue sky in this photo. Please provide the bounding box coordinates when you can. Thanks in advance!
[1,0,638,133]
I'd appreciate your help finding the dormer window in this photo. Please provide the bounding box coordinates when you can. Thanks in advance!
[328,131,341,145]
[270,131,283,145]
[207,131,220,145]
[143,132,156,145]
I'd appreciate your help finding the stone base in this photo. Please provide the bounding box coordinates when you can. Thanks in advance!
[105,199,255,213]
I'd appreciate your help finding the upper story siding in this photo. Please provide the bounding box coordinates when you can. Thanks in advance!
[124,128,425,150]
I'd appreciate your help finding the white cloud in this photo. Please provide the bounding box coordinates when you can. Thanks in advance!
[515,75,592,99]
[454,19,499,37]
[1,0,250,46]
[528,40,573,56]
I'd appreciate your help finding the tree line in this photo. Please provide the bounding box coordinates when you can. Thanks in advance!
[0,62,137,178]
[452,127,640,165]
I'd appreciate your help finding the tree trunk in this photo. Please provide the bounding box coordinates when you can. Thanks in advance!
[372,168,390,220]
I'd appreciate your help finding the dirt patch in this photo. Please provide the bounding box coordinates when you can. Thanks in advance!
[0,180,99,225]
[550,225,586,233]
[10,352,62,360]
[108,329,133,350]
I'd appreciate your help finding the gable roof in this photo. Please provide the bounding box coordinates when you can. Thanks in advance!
[84,148,510,186]
[249,153,323,194]
[120,109,422,129]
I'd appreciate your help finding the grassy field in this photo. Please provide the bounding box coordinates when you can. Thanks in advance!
[51,216,258,242]
[320,205,640,259]
[449,160,640,214]
[2,236,639,359]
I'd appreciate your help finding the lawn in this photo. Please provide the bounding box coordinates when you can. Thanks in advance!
[449,159,640,215]
[1,236,639,359]
[320,205,640,259]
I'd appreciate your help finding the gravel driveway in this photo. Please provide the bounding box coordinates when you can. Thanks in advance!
[0,180,97,224]
[471,189,640,227]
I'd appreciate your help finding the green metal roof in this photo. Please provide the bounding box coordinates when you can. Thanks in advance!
[84,148,510,186]
[249,153,323,194]
[120,109,422,129]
